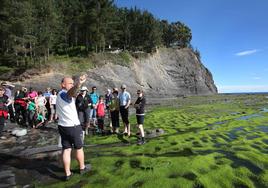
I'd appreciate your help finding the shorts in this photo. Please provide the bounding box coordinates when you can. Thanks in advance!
[136,115,144,125]
[58,125,83,149]
[38,105,46,114]
[51,104,56,114]
[78,108,90,125]
[120,106,129,124]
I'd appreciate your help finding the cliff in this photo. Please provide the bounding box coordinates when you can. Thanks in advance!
[9,48,217,96]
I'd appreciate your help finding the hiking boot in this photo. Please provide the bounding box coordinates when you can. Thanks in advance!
[64,172,73,181]
[80,164,91,175]
[137,140,146,145]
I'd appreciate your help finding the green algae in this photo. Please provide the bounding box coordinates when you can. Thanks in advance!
[39,94,268,188]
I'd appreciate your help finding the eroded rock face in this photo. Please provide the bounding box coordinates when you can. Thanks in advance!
[12,48,217,96]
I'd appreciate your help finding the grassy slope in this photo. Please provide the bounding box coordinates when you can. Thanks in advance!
[39,94,268,188]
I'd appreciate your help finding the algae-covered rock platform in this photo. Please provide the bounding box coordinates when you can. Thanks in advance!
[2,94,268,188]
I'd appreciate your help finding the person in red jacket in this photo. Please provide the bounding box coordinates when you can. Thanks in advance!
[96,96,105,133]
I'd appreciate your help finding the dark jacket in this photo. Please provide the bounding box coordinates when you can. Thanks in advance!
[134,97,146,115]
[75,94,92,111]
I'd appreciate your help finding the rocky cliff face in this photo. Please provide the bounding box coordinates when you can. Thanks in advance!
[13,48,217,97]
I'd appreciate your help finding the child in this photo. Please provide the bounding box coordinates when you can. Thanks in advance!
[110,90,120,133]
[0,86,11,139]
[96,96,105,133]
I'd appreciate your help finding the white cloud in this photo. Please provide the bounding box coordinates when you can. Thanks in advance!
[252,77,261,80]
[218,85,268,93]
[235,49,258,56]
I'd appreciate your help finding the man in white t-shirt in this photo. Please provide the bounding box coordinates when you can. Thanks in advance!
[56,75,90,181]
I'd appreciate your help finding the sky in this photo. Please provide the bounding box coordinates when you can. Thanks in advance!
[114,0,268,93]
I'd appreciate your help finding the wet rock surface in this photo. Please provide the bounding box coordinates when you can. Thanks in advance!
[0,122,61,187]
[0,118,165,187]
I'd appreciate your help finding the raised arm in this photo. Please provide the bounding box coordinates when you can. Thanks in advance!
[67,75,87,98]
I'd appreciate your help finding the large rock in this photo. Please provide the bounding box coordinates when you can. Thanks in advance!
[11,48,217,97]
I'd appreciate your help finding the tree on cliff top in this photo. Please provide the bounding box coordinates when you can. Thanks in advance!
[0,0,193,70]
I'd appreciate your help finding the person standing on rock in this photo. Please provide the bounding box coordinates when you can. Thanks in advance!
[134,90,146,145]
[0,86,11,139]
[1,82,15,122]
[35,91,47,122]
[14,87,28,126]
[44,87,52,122]
[119,84,131,136]
[56,75,91,181]
[49,89,58,123]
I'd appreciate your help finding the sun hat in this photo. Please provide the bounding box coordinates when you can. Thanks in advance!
[80,86,88,91]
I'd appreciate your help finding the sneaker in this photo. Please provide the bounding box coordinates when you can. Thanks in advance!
[80,164,91,175]
[64,172,73,181]
[137,140,146,145]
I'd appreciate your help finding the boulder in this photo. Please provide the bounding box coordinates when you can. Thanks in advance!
[11,128,27,137]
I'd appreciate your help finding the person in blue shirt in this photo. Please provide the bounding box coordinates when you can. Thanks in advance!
[89,86,99,127]
[118,84,131,136]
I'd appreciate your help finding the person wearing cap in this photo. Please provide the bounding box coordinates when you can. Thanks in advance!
[134,90,146,145]
[56,75,91,181]
[0,86,12,139]
[75,86,92,135]
[88,86,99,127]
[118,84,131,136]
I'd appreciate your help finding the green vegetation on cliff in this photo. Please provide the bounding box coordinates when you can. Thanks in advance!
[0,0,193,72]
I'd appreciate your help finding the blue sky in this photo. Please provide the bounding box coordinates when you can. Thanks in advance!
[115,0,268,93]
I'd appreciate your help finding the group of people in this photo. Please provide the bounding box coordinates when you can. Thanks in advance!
[0,76,146,180]
[57,75,146,180]
[69,82,146,145]
[0,83,58,132]
[0,82,55,139]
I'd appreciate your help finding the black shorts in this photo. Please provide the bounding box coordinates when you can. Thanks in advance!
[120,106,129,124]
[58,125,83,149]
[136,115,144,125]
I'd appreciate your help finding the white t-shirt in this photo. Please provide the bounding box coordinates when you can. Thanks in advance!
[36,96,46,107]
[56,90,80,127]
[50,94,57,105]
